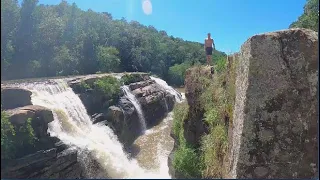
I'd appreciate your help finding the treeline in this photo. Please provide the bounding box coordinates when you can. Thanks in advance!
[290,0,319,32]
[1,0,226,85]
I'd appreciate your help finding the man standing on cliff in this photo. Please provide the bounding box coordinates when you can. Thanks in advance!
[204,33,215,67]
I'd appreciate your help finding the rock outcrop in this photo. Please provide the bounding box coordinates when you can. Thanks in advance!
[183,66,213,147]
[3,105,59,159]
[1,148,84,179]
[69,73,177,149]
[225,28,318,178]
[130,79,175,127]
[1,88,32,109]
[1,97,86,179]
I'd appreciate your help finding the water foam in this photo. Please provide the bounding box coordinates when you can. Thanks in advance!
[19,79,170,179]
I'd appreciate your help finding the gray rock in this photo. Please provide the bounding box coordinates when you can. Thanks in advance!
[106,105,141,148]
[6,105,54,138]
[226,28,318,179]
[1,148,84,179]
[1,87,32,109]
[4,105,58,158]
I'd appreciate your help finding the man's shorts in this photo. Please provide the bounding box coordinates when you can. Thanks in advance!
[205,47,213,55]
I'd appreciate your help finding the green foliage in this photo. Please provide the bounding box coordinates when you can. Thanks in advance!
[1,0,226,84]
[1,110,37,160]
[93,76,121,97]
[172,102,188,144]
[171,102,203,178]
[214,56,227,74]
[96,46,120,73]
[121,73,146,85]
[1,110,15,160]
[79,80,91,91]
[168,62,191,86]
[201,125,228,178]
[173,146,203,178]
[197,57,237,178]
[290,0,319,32]
[79,76,121,107]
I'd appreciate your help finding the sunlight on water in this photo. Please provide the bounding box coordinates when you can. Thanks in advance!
[17,79,171,179]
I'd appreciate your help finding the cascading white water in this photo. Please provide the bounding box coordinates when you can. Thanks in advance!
[121,85,147,132]
[18,79,170,179]
[150,77,182,102]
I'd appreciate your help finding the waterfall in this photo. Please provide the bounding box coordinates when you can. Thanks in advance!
[18,79,169,179]
[150,76,182,102]
[121,85,147,132]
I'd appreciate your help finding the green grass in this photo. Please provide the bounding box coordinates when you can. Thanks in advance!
[171,102,203,178]
[171,56,236,178]
[198,56,236,178]
[173,145,203,178]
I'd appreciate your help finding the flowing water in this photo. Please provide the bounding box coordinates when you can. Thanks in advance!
[150,76,182,103]
[6,77,184,179]
[121,85,147,132]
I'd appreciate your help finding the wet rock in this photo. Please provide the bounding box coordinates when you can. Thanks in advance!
[226,28,318,178]
[1,148,84,179]
[92,113,107,124]
[106,105,141,148]
[1,88,32,109]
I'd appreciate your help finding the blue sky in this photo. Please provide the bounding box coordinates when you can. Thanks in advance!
[36,0,306,53]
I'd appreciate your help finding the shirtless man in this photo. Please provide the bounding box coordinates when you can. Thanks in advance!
[204,33,215,66]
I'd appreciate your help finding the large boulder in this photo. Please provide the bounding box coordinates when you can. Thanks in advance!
[225,29,318,178]
[6,105,54,138]
[105,105,141,148]
[1,148,84,179]
[130,79,175,127]
[1,88,32,109]
[5,105,58,158]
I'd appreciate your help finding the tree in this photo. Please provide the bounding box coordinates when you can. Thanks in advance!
[96,46,120,73]
[290,0,319,32]
[0,0,226,85]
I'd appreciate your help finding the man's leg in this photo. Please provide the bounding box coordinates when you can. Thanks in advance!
[209,55,214,73]
[208,55,212,66]
[206,55,209,66]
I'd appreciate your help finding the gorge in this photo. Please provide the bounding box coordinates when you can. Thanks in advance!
[1,28,318,179]
[1,73,182,178]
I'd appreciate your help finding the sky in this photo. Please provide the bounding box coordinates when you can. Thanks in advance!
[36,0,306,53]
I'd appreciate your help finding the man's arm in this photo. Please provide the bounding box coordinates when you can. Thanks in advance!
[212,40,215,50]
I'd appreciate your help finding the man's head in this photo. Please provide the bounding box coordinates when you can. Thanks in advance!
[207,33,211,38]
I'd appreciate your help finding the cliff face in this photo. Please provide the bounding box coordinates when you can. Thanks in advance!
[173,28,318,179]
[1,73,178,178]
[226,28,318,178]
[183,66,213,148]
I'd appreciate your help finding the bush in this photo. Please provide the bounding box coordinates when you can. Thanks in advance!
[1,110,37,160]
[173,146,203,178]
[78,76,121,107]
[168,62,191,86]
[93,76,121,107]
[1,110,15,160]
[172,102,203,178]
[121,73,146,85]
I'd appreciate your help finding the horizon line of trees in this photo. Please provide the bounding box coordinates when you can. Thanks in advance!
[1,0,226,86]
